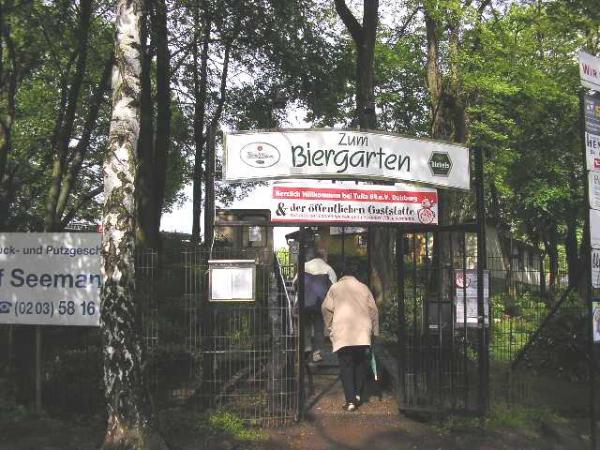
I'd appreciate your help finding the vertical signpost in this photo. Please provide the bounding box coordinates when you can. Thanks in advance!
[580,50,600,450]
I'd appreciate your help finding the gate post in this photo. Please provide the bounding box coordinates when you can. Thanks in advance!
[475,146,489,415]
[395,229,406,406]
[295,227,306,421]
[268,264,285,420]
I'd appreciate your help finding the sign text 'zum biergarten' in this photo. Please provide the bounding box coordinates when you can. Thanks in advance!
[224,130,470,190]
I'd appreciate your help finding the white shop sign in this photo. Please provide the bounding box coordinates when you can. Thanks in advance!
[224,130,470,190]
[586,132,600,170]
[580,51,600,91]
[0,233,101,326]
[270,181,438,225]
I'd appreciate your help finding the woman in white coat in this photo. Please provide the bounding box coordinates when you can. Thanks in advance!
[321,274,379,411]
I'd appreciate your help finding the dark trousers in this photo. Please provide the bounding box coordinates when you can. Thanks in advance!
[337,345,369,403]
[303,311,325,353]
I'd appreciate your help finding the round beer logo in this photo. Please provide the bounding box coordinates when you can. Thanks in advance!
[417,208,435,224]
[240,142,280,168]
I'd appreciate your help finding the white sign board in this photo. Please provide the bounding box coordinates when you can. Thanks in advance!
[224,130,470,190]
[591,209,600,249]
[586,132,600,170]
[270,181,438,225]
[209,260,255,302]
[580,51,600,91]
[454,269,489,327]
[589,170,600,210]
[455,298,490,327]
[0,233,101,326]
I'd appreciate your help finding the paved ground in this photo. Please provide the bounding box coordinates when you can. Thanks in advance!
[262,374,588,450]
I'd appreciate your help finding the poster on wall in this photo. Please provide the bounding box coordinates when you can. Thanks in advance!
[270,181,438,225]
[589,170,600,210]
[224,130,470,190]
[591,209,600,249]
[593,250,600,289]
[593,300,600,343]
[0,233,101,326]
[454,269,490,327]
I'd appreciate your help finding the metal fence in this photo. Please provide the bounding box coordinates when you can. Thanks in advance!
[395,231,486,414]
[137,246,299,425]
[0,245,300,424]
[0,237,591,423]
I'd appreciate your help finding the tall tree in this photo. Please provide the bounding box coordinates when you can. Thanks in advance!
[135,0,172,249]
[101,0,165,446]
[0,0,114,232]
[190,0,209,243]
[334,0,378,129]
[334,0,398,304]
[0,0,19,230]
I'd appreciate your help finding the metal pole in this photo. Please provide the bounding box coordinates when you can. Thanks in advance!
[396,228,406,407]
[341,227,346,275]
[35,326,42,414]
[295,227,306,421]
[581,89,597,450]
[475,146,489,416]
[367,225,373,291]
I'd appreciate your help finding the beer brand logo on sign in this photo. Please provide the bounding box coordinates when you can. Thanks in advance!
[428,152,452,176]
[240,142,280,168]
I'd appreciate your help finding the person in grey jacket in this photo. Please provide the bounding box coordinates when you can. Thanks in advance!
[321,274,379,411]
[293,247,337,362]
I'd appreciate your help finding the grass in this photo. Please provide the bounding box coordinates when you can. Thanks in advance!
[159,407,267,446]
[208,410,267,441]
[434,403,566,438]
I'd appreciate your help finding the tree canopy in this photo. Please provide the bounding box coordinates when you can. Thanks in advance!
[0,0,598,279]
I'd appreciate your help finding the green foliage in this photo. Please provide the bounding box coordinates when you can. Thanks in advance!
[2,0,114,230]
[436,404,563,437]
[523,293,588,381]
[489,404,562,432]
[208,410,266,441]
[463,2,586,248]
[159,408,266,445]
[375,31,429,135]
[0,396,31,423]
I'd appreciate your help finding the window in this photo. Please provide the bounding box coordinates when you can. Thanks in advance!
[243,226,266,247]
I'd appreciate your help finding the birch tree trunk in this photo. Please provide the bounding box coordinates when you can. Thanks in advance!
[101,0,166,447]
